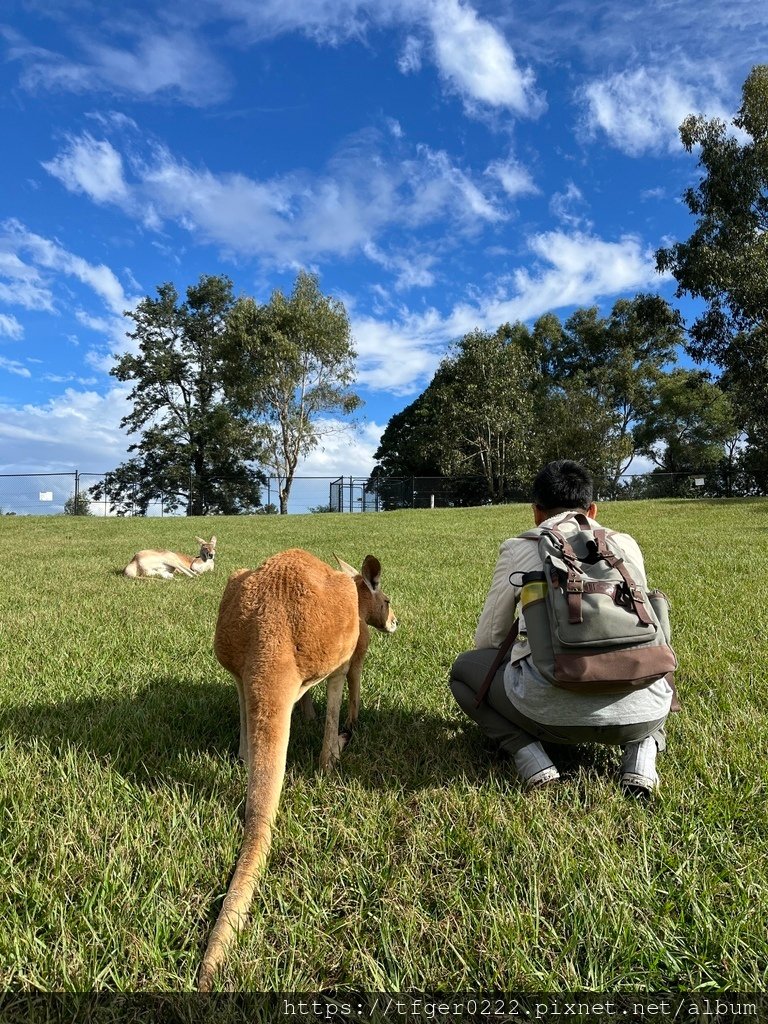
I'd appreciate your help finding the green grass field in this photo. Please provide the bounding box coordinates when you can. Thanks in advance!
[1,499,766,994]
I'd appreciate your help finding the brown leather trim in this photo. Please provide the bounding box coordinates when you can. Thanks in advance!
[553,645,678,684]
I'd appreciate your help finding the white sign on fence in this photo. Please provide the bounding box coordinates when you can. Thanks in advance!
[39,491,53,501]
[694,478,705,487]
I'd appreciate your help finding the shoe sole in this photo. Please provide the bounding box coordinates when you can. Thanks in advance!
[621,771,658,797]
[524,767,561,790]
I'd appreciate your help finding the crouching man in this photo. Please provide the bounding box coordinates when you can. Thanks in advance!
[449,460,676,797]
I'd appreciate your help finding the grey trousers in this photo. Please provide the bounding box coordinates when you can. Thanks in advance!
[450,648,667,757]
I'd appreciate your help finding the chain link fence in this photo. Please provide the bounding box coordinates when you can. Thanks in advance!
[0,472,339,517]
[1,468,766,517]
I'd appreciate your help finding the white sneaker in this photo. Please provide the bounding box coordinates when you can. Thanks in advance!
[620,737,659,797]
[524,765,561,790]
[514,742,560,790]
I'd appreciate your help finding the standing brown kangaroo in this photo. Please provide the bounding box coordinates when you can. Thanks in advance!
[198,547,398,990]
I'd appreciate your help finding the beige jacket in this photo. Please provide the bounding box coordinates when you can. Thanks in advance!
[474,511,649,661]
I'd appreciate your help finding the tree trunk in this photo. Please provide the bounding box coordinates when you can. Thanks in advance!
[189,449,205,516]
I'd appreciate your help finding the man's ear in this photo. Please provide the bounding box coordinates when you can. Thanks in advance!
[587,501,598,519]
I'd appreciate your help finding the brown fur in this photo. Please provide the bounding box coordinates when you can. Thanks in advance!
[123,536,217,579]
[198,547,397,990]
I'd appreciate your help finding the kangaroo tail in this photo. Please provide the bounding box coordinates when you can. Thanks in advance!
[198,684,296,991]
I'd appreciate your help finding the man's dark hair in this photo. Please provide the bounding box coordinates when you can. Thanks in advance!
[532,460,594,511]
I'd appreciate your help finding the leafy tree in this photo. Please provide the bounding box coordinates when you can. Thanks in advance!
[93,275,265,516]
[370,391,445,479]
[655,65,768,451]
[63,492,93,516]
[371,297,689,505]
[634,369,738,486]
[226,272,361,514]
[431,328,540,502]
[372,326,540,505]
[549,295,684,489]
[537,374,632,496]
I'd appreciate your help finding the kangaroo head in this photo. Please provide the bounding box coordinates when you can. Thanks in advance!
[335,553,398,634]
[195,535,217,563]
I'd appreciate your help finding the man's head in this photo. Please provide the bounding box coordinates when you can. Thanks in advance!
[531,460,596,524]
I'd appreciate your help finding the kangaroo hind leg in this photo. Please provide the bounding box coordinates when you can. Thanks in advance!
[320,668,350,771]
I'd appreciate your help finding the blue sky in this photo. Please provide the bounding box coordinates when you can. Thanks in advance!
[1,0,766,490]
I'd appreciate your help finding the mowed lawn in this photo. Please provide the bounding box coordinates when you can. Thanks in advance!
[0,499,766,993]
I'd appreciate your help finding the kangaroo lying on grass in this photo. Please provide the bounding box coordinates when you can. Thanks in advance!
[198,547,398,991]
[123,536,217,579]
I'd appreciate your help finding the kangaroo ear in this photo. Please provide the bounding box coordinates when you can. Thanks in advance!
[334,553,359,578]
[195,536,206,545]
[361,555,381,592]
[209,535,217,546]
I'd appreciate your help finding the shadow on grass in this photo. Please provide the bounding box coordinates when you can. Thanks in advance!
[0,676,622,797]
[0,676,500,793]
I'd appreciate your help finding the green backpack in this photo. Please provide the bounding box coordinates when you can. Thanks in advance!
[518,512,677,693]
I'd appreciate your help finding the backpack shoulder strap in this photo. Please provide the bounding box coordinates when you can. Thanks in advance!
[474,618,521,707]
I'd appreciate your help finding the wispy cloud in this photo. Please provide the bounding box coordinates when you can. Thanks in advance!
[6,23,232,106]
[0,221,141,379]
[42,133,130,204]
[1,220,135,316]
[0,356,31,378]
[578,67,733,156]
[0,313,24,340]
[549,182,590,228]
[0,246,56,312]
[42,129,513,268]
[352,229,663,394]
[485,156,538,198]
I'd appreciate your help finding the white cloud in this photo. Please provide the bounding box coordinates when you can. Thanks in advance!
[11,27,231,107]
[0,385,133,474]
[8,1,541,119]
[579,67,732,156]
[352,314,448,393]
[427,0,543,116]
[1,219,135,316]
[362,243,437,291]
[549,182,590,228]
[43,131,506,267]
[498,230,660,320]
[0,314,24,340]
[351,230,663,395]
[0,248,56,312]
[398,35,423,74]
[0,356,31,378]
[485,156,538,198]
[42,134,129,204]
[0,222,137,379]
[192,0,539,116]
[295,419,384,477]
